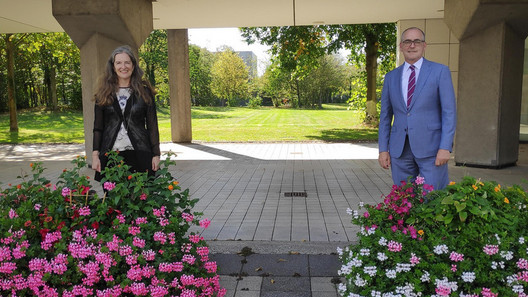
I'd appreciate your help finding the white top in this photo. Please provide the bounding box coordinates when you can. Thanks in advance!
[401,57,423,105]
[112,87,134,151]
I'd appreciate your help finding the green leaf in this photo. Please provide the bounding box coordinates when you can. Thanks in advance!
[455,202,467,212]
[441,196,454,205]
[459,211,468,222]
[444,214,453,225]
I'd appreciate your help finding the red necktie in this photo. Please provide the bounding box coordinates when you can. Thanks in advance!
[407,65,416,108]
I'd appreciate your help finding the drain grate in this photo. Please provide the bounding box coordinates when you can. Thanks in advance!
[283,191,307,198]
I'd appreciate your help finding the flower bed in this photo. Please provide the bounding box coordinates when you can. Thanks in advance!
[338,177,528,296]
[0,152,225,297]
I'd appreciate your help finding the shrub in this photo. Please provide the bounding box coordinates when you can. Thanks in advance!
[339,177,528,296]
[0,152,225,296]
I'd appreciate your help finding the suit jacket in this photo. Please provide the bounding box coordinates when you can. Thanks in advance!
[93,88,160,157]
[378,58,456,159]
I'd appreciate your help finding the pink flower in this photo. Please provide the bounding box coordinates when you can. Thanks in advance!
[481,288,499,297]
[153,232,167,244]
[140,193,147,200]
[189,234,203,243]
[449,251,464,262]
[363,211,370,218]
[182,212,194,222]
[142,250,156,261]
[129,226,141,236]
[182,254,196,265]
[133,237,146,248]
[34,204,41,211]
[415,176,425,185]
[483,244,499,255]
[409,253,420,265]
[78,206,91,216]
[435,286,451,296]
[517,258,528,269]
[103,182,116,191]
[205,261,217,273]
[8,209,18,219]
[451,264,457,272]
[387,240,402,252]
[61,187,71,197]
[136,217,148,225]
[199,219,211,229]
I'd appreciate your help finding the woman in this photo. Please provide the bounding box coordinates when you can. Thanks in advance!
[92,45,160,182]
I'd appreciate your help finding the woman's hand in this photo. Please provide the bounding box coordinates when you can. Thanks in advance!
[92,151,101,172]
[152,155,160,171]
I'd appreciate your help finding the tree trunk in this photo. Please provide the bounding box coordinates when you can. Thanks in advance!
[6,34,18,132]
[50,66,58,111]
[365,33,379,124]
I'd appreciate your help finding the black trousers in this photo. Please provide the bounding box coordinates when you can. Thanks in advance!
[95,150,155,182]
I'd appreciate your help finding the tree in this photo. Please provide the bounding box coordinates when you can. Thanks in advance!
[188,45,215,106]
[210,49,249,107]
[139,30,168,89]
[3,34,27,132]
[326,24,397,123]
[240,26,327,107]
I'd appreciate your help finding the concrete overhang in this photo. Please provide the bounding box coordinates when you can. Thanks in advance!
[1,0,445,34]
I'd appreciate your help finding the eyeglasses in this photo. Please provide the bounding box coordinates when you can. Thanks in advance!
[402,39,425,46]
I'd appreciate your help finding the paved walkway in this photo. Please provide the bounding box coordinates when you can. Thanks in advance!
[1,142,527,296]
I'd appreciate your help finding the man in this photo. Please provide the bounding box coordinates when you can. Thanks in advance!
[378,27,456,190]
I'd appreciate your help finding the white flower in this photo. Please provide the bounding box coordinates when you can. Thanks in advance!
[385,269,397,279]
[351,257,363,267]
[396,263,412,273]
[420,271,430,282]
[364,266,377,277]
[491,261,505,270]
[346,208,353,215]
[433,244,449,255]
[370,291,382,297]
[519,237,525,244]
[337,283,347,294]
[367,228,376,235]
[378,237,388,246]
[354,273,367,287]
[337,247,343,256]
[353,210,359,219]
[377,252,388,261]
[500,250,514,260]
[506,274,517,285]
[461,271,476,283]
[360,248,370,256]
[434,277,458,291]
[359,202,364,208]
[512,285,524,293]
[396,283,419,297]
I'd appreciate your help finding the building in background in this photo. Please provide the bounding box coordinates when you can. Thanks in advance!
[236,51,258,78]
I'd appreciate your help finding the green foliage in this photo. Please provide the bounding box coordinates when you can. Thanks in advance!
[210,49,249,106]
[0,152,225,295]
[139,30,169,104]
[247,96,262,108]
[189,44,216,106]
[339,177,528,295]
[1,33,82,111]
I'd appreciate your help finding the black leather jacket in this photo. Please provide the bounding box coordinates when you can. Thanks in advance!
[93,90,160,156]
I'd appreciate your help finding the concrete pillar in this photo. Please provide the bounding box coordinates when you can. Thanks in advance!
[167,29,192,143]
[52,0,153,163]
[444,0,528,167]
[454,23,524,167]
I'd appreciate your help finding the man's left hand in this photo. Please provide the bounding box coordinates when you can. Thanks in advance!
[435,149,451,166]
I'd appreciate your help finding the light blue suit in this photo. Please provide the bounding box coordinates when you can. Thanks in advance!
[379,58,456,190]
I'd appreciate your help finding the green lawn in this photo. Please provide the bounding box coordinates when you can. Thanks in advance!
[0,104,378,144]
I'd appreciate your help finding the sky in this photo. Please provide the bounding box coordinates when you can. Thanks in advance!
[188,27,271,75]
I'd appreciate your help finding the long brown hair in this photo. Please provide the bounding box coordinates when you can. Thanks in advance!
[94,45,156,106]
